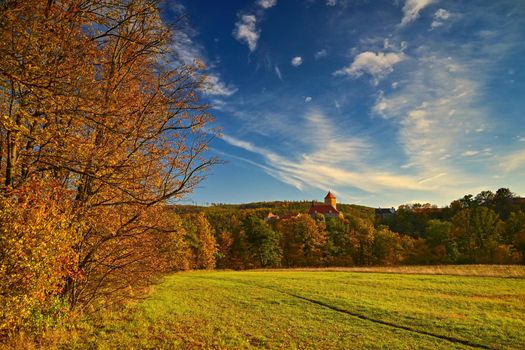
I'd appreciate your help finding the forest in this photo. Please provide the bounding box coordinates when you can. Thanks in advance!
[169,187,525,272]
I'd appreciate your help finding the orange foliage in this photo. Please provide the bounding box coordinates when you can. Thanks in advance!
[0,0,217,334]
[0,179,79,336]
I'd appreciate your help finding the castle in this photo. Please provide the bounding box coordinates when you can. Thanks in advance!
[308,191,343,219]
[264,191,344,222]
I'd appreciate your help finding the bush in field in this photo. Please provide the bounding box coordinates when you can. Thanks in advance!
[0,180,79,336]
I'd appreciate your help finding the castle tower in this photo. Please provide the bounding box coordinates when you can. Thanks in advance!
[324,191,336,208]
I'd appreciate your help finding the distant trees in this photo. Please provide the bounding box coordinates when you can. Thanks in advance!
[182,214,218,269]
[425,220,456,263]
[154,186,525,274]
[451,207,504,263]
[278,215,326,267]
[243,217,282,268]
[505,211,525,262]
[325,217,355,266]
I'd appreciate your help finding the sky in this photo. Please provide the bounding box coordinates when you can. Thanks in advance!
[162,0,525,207]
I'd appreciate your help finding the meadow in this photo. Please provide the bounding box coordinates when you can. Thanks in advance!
[27,266,523,350]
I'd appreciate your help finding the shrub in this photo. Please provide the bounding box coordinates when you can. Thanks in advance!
[0,179,80,336]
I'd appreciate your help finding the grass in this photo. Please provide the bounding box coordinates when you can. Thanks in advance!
[266,264,525,277]
[48,266,524,349]
[5,266,525,349]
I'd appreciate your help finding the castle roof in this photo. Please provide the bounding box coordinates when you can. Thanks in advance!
[325,191,336,199]
[309,204,339,215]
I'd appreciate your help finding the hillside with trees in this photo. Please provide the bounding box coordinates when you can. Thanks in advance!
[166,187,525,270]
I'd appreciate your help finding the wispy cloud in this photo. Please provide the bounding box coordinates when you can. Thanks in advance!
[371,48,496,191]
[314,49,328,60]
[334,51,406,85]
[171,31,203,65]
[233,15,260,51]
[257,0,277,9]
[500,149,525,173]
[203,75,238,96]
[431,8,451,29]
[326,0,337,6]
[400,0,437,27]
[221,110,433,195]
[462,150,480,157]
[168,14,236,97]
[274,66,283,80]
[233,0,277,52]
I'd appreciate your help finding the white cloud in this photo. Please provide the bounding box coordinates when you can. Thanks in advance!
[500,149,525,173]
[431,8,451,28]
[314,49,328,60]
[170,27,237,97]
[400,0,437,27]
[372,53,489,189]
[304,96,312,103]
[291,56,303,67]
[462,150,479,157]
[334,51,406,84]
[172,31,202,65]
[210,99,226,111]
[233,15,260,51]
[418,172,446,184]
[434,8,450,20]
[257,0,277,9]
[326,0,337,6]
[275,66,283,80]
[203,74,238,96]
[221,111,432,194]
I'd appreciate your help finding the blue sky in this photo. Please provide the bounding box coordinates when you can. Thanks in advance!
[163,0,525,207]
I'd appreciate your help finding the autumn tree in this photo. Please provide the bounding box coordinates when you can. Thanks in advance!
[372,226,404,265]
[157,210,192,272]
[0,0,217,317]
[451,207,504,263]
[277,215,326,267]
[182,213,218,269]
[506,211,525,262]
[348,217,375,265]
[242,216,282,267]
[324,217,355,266]
[425,220,457,263]
[0,179,79,336]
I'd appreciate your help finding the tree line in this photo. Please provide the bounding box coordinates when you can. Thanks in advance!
[172,187,524,272]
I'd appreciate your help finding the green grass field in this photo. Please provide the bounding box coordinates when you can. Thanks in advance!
[56,267,525,349]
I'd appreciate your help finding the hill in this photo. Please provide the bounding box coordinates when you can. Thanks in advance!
[171,200,376,221]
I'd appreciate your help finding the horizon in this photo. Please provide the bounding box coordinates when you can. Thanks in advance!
[175,187,523,209]
[163,0,525,208]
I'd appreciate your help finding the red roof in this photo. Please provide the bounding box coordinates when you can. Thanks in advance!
[325,191,336,199]
[309,204,339,215]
